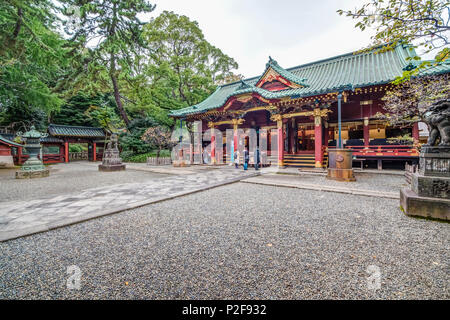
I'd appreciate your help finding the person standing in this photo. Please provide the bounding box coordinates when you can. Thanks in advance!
[234,150,240,169]
[254,147,260,171]
[243,148,249,170]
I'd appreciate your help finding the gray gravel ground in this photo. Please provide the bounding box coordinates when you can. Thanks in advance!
[0,162,168,202]
[0,183,448,299]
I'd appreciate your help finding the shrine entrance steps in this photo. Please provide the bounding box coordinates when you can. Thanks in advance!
[283,153,328,168]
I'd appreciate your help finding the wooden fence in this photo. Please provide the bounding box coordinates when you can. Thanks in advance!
[69,152,88,161]
[147,157,172,166]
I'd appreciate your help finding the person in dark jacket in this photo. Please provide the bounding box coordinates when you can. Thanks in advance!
[243,148,249,170]
[254,147,260,170]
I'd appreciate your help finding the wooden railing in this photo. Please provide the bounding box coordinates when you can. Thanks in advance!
[14,153,64,164]
[147,157,172,165]
[328,145,419,157]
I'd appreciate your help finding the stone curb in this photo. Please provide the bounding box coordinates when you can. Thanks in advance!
[241,178,399,200]
[125,165,196,175]
[0,172,260,242]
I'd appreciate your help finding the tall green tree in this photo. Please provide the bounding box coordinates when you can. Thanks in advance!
[125,11,239,127]
[0,0,69,130]
[61,0,156,127]
[338,0,450,82]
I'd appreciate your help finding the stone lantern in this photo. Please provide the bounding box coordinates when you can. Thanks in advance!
[15,126,50,179]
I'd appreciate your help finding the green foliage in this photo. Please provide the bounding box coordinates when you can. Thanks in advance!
[1,3,240,136]
[338,0,450,82]
[68,144,85,152]
[51,93,101,127]
[123,11,239,126]
[0,0,69,129]
[118,116,157,155]
[122,150,171,162]
[387,134,414,145]
[61,0,156,126]
[84,96,124,132]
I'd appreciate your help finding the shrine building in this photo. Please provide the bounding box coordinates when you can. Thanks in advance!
[170,44,450,169]
[0,124,106,165]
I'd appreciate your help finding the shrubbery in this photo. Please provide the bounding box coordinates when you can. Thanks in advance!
[121,150,171,163]
[119,117,158,155]
[68,144,85,152]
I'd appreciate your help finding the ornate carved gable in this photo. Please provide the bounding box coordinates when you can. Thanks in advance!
[256,67,295,91]
[255,57,307,91]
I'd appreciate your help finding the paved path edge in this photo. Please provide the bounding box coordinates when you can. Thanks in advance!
[241,178,399,200]
[0,172,260,242]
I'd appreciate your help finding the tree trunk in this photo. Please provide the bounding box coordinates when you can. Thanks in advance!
[110,53,130,127]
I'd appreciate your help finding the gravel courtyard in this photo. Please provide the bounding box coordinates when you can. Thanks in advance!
[0,162,169,202]
[0,182,448,300]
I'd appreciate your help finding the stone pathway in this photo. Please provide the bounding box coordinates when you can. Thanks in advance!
[0,169,259,242]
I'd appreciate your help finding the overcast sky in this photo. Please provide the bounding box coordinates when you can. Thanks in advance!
[150,0,378,78]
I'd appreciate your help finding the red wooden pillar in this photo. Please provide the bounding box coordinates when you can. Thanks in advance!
[64,141,69,163]
[276,117,284,167]
[93,142,97,162]
[412,122,419,144]
[314,110,323,168]
[18,146,23,164]
[363,117,370,147]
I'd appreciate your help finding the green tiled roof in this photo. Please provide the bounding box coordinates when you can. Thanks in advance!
[0,134,22,147]
[170,44,450,117]
[48,124,105,138]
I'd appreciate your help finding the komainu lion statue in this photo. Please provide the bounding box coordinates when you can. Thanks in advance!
[423,99,450,146]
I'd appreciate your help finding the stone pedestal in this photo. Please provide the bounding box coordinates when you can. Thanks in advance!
[327,148,356,182]
[98,149,126,172]
[400,146,449,221]
[16,169,50,179]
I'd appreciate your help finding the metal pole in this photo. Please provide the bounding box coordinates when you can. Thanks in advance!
[337,92,342,149]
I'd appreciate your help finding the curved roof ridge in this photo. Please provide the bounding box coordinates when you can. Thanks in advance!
[48,123,103,130]
[0,134,22,147]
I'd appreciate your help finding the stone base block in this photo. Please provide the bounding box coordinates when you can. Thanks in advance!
[326,168,356,182]
[419,145,450,177]
[411,173,449,199]
[98,164,126,172]
[0,155,15,168]
[400,188,450,221]
[15,169,50,179]
[172,160,188,167]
